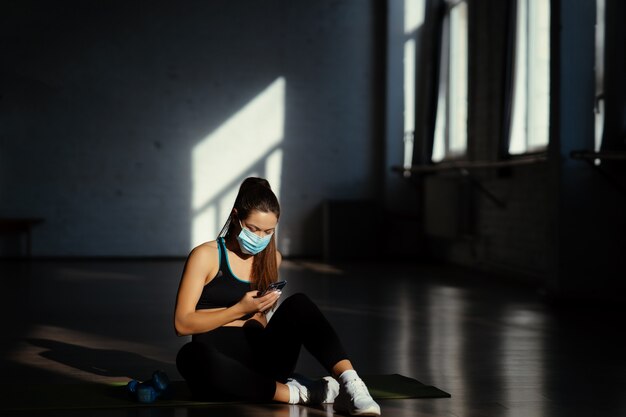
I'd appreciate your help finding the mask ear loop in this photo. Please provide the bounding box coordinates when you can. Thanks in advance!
[236,211,251,236]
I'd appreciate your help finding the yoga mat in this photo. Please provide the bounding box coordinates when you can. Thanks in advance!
[0,374,450,411]
[363,374,450,400]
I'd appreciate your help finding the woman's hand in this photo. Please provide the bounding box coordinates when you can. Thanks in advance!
[237,290,281,315]
[237,290,281,314]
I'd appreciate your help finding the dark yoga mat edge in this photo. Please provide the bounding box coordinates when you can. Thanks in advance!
[0,374,451,411]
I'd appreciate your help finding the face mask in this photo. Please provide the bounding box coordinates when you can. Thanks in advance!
[237,223,273,255]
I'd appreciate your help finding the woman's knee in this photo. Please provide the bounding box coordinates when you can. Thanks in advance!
[176,342,195,378]
[177,342,219,380]
[275,292,322,320]
[281,292,313,308]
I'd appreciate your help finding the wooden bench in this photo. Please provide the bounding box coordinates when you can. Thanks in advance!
[0,218,45,258]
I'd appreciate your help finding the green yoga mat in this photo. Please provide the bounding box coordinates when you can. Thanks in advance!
[0,374,450,411]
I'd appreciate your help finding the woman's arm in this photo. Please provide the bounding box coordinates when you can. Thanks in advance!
[174,245,233,335]
[174,245,280,336]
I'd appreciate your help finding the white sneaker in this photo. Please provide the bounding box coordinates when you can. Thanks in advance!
[334,377,381,416]
[286,375,340,405]
[321,376,340,403]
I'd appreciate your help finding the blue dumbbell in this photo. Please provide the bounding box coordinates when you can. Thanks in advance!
[126,371,171,403]
[150,370,170,393]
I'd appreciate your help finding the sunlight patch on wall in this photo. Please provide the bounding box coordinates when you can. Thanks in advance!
[191,77,285,248]
[264,147,283,203]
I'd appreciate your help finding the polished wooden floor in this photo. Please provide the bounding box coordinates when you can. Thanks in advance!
[1,258,625,417]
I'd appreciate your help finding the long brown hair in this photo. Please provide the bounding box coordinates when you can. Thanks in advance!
[218,177,280,292]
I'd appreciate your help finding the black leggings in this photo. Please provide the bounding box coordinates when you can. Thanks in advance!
[176,293,349,402]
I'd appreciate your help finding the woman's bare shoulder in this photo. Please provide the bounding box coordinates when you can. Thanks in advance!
[182,241,220,285]
[192,240,218,252]
[186,240,220,265]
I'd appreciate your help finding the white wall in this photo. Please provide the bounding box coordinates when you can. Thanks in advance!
[0,0,383,257]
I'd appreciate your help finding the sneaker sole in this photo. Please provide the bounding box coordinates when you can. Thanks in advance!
[351,408,381,416]
[334,405,381,416]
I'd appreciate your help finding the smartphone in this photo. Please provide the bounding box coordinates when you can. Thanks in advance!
[256,280,287,297]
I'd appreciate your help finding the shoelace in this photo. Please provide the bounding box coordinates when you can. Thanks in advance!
[345,378,370,400]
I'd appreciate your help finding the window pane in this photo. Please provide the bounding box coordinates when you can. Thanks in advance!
[527,0,550,151]
[448,1,468,157]
[403,0,426,169]
[509,0,528,155]
[432,15,450,163]
[594,0,605,157]
[404,38,417,168]
[432,2,468,162]
[509,0,550,155]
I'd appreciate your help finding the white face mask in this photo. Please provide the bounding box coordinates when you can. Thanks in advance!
[236,222,273,255]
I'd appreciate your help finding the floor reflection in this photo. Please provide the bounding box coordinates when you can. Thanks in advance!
[380,280,416,377]
[2,259,625,417]
[501,305,547,417]
[427,286,465,395]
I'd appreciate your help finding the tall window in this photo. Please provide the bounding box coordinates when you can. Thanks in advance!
[594,0,605,162]
[403,0,426,170]
[509,0,551,155]
[432,0,468,163]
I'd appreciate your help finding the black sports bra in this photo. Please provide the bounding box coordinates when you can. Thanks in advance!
[195,237,252,310]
